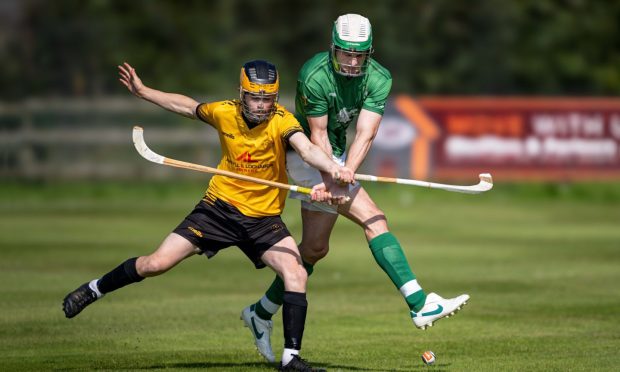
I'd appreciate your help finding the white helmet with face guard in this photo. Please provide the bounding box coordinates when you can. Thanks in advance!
[331,14,374,77]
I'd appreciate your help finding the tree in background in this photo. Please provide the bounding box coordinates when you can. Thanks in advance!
[1,0,619,100]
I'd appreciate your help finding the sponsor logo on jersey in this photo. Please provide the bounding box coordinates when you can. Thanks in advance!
[336,107,359,124]
[226,152,274,174]
[236,151,258,163]
[221,131,235,139]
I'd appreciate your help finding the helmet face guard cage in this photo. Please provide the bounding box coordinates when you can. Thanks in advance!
[239,60,279,123]
[331,14,374,77]
[240,90,278,123]
[330,45,373,77]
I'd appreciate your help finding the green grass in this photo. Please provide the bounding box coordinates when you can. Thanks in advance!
[1,181,619,371]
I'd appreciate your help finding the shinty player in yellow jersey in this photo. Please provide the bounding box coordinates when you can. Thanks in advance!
[62,60,353,372]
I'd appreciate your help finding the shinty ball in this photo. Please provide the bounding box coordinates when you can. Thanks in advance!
[421,350,436,365]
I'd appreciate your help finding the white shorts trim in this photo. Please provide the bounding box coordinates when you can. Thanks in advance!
[286,150,360,214]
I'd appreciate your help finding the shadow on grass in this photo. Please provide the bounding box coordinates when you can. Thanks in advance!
[138,361,272,369]
[131,361,451,371]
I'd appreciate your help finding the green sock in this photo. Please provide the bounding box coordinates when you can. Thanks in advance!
[254,261,314,320]
[369,232,427,312]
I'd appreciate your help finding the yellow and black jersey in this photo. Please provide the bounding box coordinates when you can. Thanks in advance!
[196,100,303,217]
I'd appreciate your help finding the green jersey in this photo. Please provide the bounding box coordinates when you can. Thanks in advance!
[294,51,392,157]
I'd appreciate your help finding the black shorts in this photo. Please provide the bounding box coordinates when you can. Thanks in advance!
[173,198,291,269]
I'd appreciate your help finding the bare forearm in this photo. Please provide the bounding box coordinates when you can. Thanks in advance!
[346,110,382,172]
[289,132,354,189]
[345,134,374,172]
[310,131,333,157]
[297,142,338,174]
[138,86,199,119]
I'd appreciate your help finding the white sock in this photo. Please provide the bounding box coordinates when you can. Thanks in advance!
[89,279,104,298]
[281,348,299,366]
[399,279,422,298]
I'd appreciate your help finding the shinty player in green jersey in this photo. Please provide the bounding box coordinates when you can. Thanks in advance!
[240,14,470,363]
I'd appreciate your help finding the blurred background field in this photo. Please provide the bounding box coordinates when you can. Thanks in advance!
[1,0,620,371]
[1,181,619,371]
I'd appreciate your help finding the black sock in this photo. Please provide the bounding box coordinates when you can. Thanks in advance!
[97,257,144,294]
[282,291,308,350]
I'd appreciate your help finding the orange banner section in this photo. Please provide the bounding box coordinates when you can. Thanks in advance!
[394,96,439,180]
[389,96,620,182]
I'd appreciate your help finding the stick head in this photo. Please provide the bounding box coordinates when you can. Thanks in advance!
[478,173,493,192]
[133,126,164,164]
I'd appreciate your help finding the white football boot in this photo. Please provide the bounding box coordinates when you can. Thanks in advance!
[241,305,275,363]
[411,292,470,330]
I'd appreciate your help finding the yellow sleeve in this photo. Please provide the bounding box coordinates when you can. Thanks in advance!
[195,102,219,128]
[277,108,304,144]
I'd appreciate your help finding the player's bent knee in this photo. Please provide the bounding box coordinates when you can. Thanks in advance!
[281,265,308,291]
[302,242,329,261]
[313,246,329,260]
[137,256,172,277]
[292,265,308,283]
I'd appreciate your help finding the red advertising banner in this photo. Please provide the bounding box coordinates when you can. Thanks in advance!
[377,96,620,181]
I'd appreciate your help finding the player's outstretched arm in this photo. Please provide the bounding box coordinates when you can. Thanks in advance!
[118,62,199,119]
[288,132,354,184]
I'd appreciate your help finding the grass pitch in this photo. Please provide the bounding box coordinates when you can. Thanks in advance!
[1,181,619,371]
